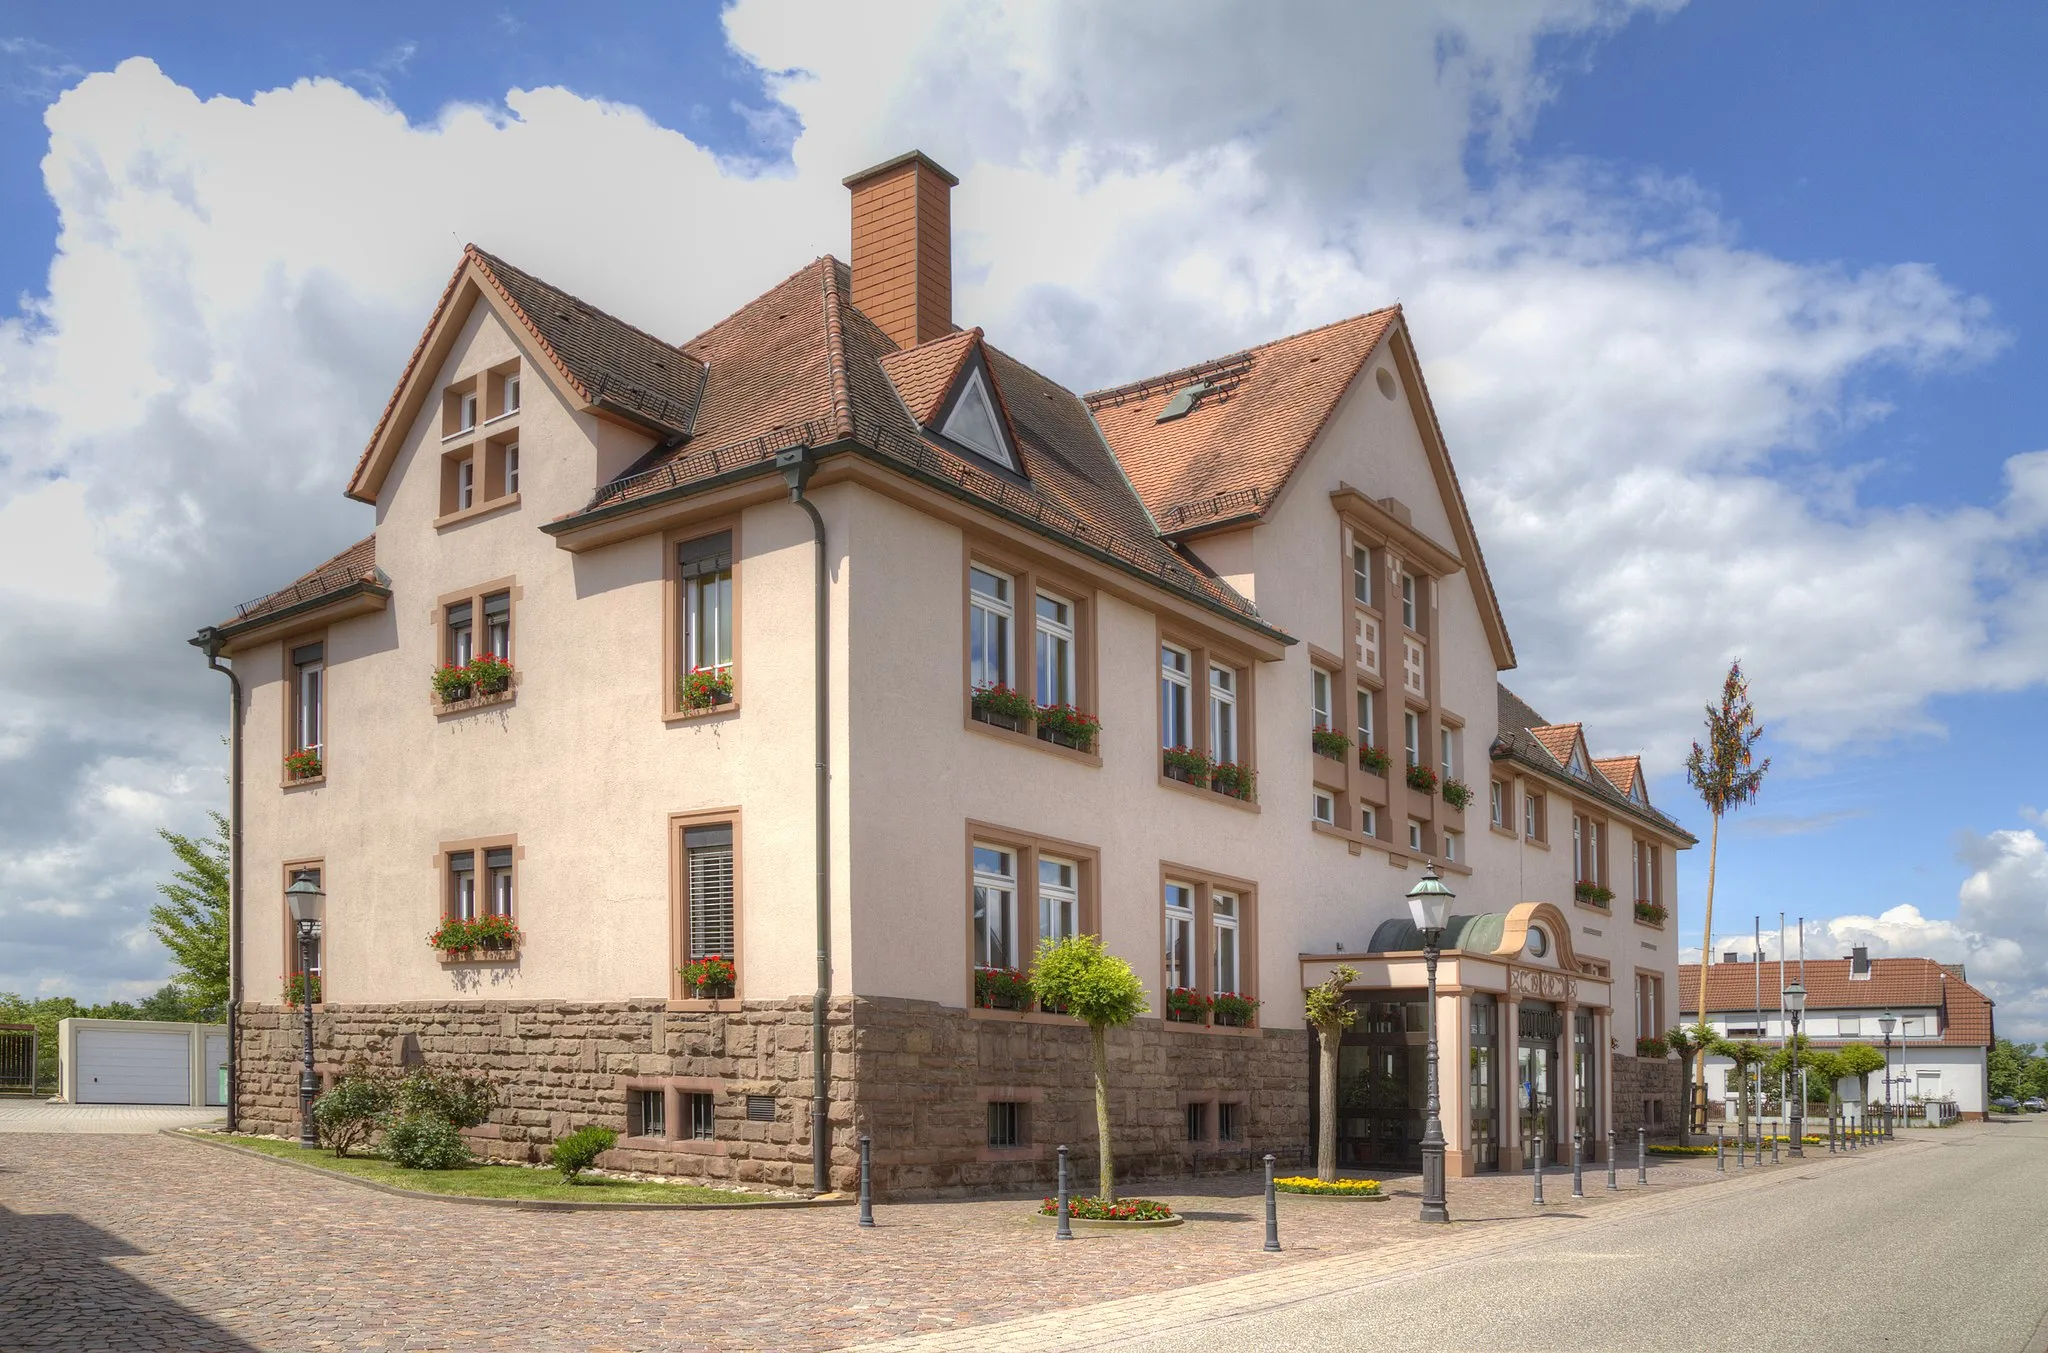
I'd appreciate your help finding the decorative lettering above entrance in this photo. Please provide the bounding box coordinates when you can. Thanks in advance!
[1509,968,1576,1003]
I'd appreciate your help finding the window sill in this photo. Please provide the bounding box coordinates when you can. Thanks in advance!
[440,426,479,447]
[1310,820,1360,847]
[1633,915,1667,932]
[281,774,325,792]
[665,997,745,1013]
[1156,774,1259,812]
[1573,899,1613,915]
[665,698,740,725]
[437,945,520,966]
[1524,836,1551,851]
[965,712,1103,767]
[1150,1016,1265,1039]
[1489,823,1517,838]
[435,687,516,718]
[433,492,521,531]
[967,1005,1081,1026]
[1383,849,1472,876]
[620,1133,728,1157]
[975,1141,1050,1164]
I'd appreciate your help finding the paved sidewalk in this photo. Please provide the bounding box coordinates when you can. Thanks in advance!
[0,1100,225,1133]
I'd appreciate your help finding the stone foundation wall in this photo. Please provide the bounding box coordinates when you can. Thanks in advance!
[236,996,1310,1199]
[1610,1052,1685,1141]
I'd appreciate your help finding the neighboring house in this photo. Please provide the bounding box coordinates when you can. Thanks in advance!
[194,151,1693,1195]
[1679,947,1995,1120]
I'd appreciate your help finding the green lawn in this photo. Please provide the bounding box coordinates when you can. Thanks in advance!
[193,1133,765,1205]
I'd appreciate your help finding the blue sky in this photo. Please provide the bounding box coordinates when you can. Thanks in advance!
[1,2,2042,1031]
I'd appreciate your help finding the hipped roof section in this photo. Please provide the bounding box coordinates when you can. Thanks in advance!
[216,536,381,633]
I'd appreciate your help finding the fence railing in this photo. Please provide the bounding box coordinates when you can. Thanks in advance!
[0,1024,37,1095]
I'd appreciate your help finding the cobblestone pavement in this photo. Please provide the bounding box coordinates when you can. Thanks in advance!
[1,1130,1768,1353]
[0,1102,226,1134]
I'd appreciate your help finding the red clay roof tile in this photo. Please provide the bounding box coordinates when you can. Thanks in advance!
[1679,958,1994,1048]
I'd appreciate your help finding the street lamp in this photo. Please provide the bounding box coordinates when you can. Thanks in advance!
[285,873,326,1149]
[1782,980,1806,1157]
[1877,1010,1897,1139]
[1406,862,1455,1225]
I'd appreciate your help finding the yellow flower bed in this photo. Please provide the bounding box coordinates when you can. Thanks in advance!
[1274,1176,1384,1196]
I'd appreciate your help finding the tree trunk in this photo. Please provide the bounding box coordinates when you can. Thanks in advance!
[1316,1023,1340,1182]
[1695,813,1721,1113]
[1091,1023,1114,1202]
[1676,1052,1693,1147]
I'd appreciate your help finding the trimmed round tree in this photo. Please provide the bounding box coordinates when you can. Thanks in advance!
[1664,1022,1715,1144]
[1306,965,1359,1182]
[1030,934,1148,1201]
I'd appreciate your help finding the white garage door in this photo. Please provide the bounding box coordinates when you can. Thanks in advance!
[76,1029,191,1104]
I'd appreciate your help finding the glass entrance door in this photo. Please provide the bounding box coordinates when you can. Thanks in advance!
[1468,993,1499,1171]
[1517,1000,1561,1161]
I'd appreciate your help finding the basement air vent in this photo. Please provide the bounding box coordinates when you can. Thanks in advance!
[746,1094,776,1122]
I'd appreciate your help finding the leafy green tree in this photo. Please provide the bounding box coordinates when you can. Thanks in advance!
[1988,1038,2036,1101]
[1664,1023,1715,1142]
[136,984,208,1023]
[1030,934,1148,1201]
[1836,1042,1887,1110]
[1710,1037,1771,1144]
[1684,662,1770,1112]
[149,812,231,1020]
[1305,965,1359,1181]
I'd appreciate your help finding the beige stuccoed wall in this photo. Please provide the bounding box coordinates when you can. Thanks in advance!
[239,302,857,1006]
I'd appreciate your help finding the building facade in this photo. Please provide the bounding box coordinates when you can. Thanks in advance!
[1680,949,1995,1121]
[199,151,1692,1196]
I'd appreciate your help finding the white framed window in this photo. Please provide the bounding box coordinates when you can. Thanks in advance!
[287,866,323,980]
[1404,711,1422,767]
[457,457,475,510]
[505,442,520,495]
[684,824,735,959]
[483,591,511,661]
[1408,819,1424,851]
[446,600,474,667]
[941,367,1015,469]
[681,534,734,678]
[1401,573,1417,629]
[1209,664,1238,763]
[449,850,478,921]
[1164,882,1196,989]
[486,846,514,917]
[1311,791,1335,825]
[1838,1015,1861,1037]
[1490,780,1504,827]
[504,373,521,414]
[1212,891,1240,993]
[1440,727,1456,781]
[1352,545,1372,606]
[1356,687,1375,750]
[1588,821,1602,885]
[1525,792,1543,840]
[1035,592,1075,707]
[459,392,478,432]
[291,641,324,758]
[1573,814,1585,880]
[1902,1016,1925,1038]
[1359,804,1378,838]
[1038,856,1079,945]
[971,844,1018,970]
[1160,644,1192,748]
[970,568,1014,692]
[1444,829,1462,864]
[1310,667,1333,732]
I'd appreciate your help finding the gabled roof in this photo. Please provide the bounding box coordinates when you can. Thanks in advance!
[1494,685,1694,842]
[879,328,980,425]
[1595,755,1648,804]
[223,536,379,628]
[1679,959,1994,1049]
[347,246,707,503]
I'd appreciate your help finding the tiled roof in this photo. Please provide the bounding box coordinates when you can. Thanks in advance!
[1494,685,1694,842]
[1594,756,1643,798]
[1085,309,1400,531]
[879,328,979,425]
[223,536,380,630]
[570,258,1274,632]
[1679,958,1995,1049]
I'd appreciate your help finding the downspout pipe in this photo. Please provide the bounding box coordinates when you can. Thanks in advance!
[191,627,242,1132]
[776,445,833,1196]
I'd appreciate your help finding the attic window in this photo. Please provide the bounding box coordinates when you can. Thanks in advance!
[941,367,1015,470]
[1568,746,1590,778]
[1157,380,1212,423]
[1629,779,1647,806]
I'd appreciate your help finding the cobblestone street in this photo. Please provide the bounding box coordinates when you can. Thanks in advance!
[0,1129,1746,1352]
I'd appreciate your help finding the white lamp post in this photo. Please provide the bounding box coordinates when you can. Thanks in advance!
[1877,1010,1897,1138]
[1406,863,1454,1224]
[1782,980,1806,1156]
[285,873,326,1148]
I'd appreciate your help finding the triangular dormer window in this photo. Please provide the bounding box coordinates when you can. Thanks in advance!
[1630,777,1647,806]
[1568,744,1589,779]
[940,367,1016,471]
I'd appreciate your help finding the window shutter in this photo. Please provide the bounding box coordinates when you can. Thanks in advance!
[678,532,733,580]
[484,847,512,870]
[685,825,735,958]
[483,592,511,620]
[446,601,472,629]
[291,642,324,667]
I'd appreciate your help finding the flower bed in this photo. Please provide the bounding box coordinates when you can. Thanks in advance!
[1038,1195,1176,1221]
[1574,881,1615,907]
[429,915,523,959]
[1311,726,1351,760]
[433,656,516,705]
[1405,762,1439,794]
[974,965,1031,1010]
[1358,744,1390,774]
[1646,1144,1717,1157]
[1274,1176,1384,1196]
[679,955,736,999]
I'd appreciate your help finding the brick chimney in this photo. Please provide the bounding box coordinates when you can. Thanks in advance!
[843,150,958,351]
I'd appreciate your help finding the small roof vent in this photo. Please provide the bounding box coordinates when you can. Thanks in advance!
[1157,380,1213,423]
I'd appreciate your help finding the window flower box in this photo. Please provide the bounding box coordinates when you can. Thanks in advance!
[429,915,522,961]
[1440,777,1472,810]
[1210,761,1257,802]
[431,665,474,704]
[681,667,733,711]
[467,653,513,697]
[974,965,1031,1011]
[1358,744,1390,774]
[1575,882,1615,907]
[1035,703,1100,753]
[281,973,321,1007]
[1636,1036,1668,1058]
[1312,726,1352,760]
[1164,986,1209,1025]
[1634,900,1667,926]
[1405,762,1439,794]
[284,748,323,781]
[1211,992,1260,1028]
[971,683,1033,733]
[1162,746,1213,788]
[680,955,737,1000]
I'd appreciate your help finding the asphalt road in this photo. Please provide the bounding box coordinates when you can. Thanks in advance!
[1117,1115,2048,1353]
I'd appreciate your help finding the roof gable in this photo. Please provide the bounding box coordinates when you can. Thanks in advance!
[1495,685,1694,843]
[1594,755,1649,806]
[1679,958,1995,1048]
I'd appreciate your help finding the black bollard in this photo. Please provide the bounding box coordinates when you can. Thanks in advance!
[1263,1153,1280,1252]
[1716,1125,1725,1173]
[858,1133,875,1228]
[1607,1129,1619,1190]
[1735,1125,1746,1169]
[1772,1132,1780,1165]
[1849,1114,1857,1151]
[1533,1134,1545,1206]
[1638,1126,1647,1184]
[1572,1130,1584,1199]
[1829,1108,1836,1155]
[1054,1144,1073,1241]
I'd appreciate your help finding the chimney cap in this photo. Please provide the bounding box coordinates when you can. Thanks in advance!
[843,149,960,190]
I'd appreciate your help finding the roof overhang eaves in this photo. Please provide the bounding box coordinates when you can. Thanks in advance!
[205,583,392,652]
[1328,483,1465,577]
[1492,744,1698,845]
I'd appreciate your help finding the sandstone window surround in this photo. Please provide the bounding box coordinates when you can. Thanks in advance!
[669,810,741,1009]
[963,543,1100,764]
[1632,837,1664,907]
[1490,778,1512,837]
[1156,864,1260,1034]
[281,859,325,1007]
[433,578,519,715]
[1177,1089,1251,1151]
[1155,620,1259,807]
[963,822,1100,1020]
[1524,788,1548,846]
[976,1085,1046,1162]
[663,521,741,721]
[434,359,524,530]
[1634,970,1664,1044]
[437,835,521,965]
[1572,811,1611,907]
[617,1074,728,1157]
[282,631,327,788]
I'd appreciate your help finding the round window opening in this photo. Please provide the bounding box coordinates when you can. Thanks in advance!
[1526,925,1549,958]
[1375,366,1398,400]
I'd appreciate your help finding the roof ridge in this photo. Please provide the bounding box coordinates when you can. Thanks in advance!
[819,256,856,441]
[467,246,594,404]
[682,255,839,355]
[1083,305,1401,406]
[349,251,473,496]
[468,245,693,368]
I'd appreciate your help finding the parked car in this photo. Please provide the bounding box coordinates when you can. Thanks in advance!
[2024,1098,2047,1112]
[1991,1096,2020,1112]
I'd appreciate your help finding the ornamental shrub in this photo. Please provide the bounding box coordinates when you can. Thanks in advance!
[1029,934,1147,1202]
[974,965,1031,1009]
[550,1124,619,1181]
[392,1066,500,1130]
[1161,746,1213,785]
[680,955,737,993]
[469,913,522,950]
[1210,992,1260,1027]
[284,748,323,780]
[1210,761,1257,800]
[384,1113,472,1170]
[1035,703,1101,751]
[466,653,513,695]
[312,1065,396,1158]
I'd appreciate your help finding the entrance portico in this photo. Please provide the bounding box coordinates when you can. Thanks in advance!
[1303,901,1613,1178]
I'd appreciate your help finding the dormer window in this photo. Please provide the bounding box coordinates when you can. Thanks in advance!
[941,367,1015,470]
[1629,778,1647,806]
[1568,744,1589,778]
